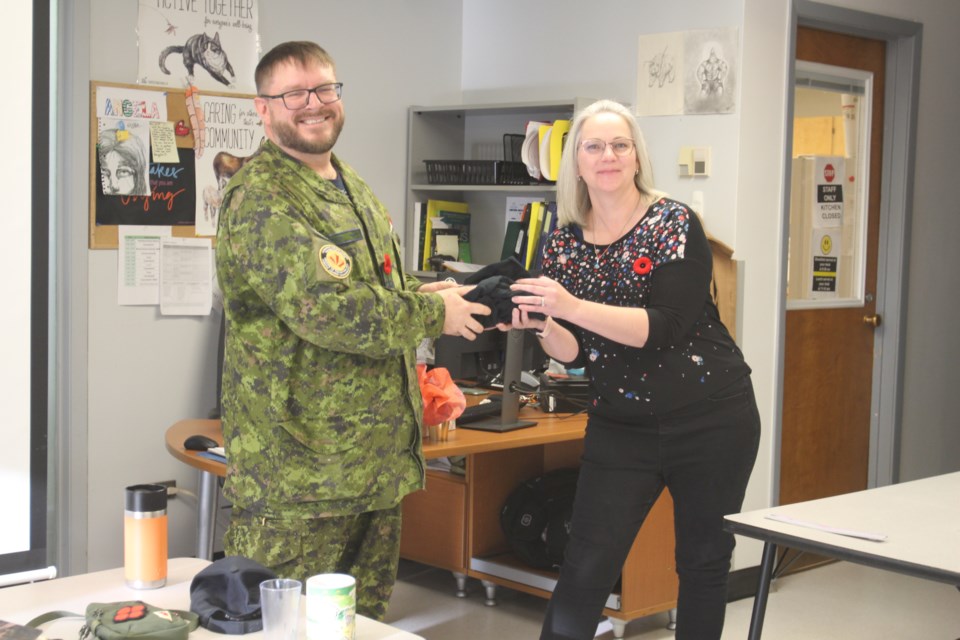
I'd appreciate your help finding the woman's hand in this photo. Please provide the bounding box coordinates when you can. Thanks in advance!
[510,275,579,322]
[495,307,543,333]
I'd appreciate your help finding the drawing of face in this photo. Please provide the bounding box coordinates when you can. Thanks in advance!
[101,150,138,195]
[99,128,148,196]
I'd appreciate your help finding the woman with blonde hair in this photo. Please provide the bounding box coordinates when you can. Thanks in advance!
[503,99,760,639]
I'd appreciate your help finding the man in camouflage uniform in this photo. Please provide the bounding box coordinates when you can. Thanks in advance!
[215,41,489,619]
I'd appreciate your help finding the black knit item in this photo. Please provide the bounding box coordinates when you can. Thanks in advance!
[465,275,546,328]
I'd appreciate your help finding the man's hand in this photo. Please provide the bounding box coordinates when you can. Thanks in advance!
[434,286,490,340]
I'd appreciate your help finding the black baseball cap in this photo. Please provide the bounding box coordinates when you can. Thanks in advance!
[189,556,278,634]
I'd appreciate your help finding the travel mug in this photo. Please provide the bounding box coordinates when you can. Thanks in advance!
[124,483,168,588]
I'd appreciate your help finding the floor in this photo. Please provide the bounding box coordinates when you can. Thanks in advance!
[385,559,960,639]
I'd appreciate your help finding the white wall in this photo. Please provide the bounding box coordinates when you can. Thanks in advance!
[461,0,744,246]
[61,0,959,574]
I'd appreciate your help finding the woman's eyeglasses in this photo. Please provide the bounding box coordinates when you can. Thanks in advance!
[579,138,635,156]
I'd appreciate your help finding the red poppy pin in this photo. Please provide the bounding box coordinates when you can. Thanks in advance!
[633,256,652,275]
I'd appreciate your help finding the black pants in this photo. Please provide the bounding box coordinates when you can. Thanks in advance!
[540,376,760,640]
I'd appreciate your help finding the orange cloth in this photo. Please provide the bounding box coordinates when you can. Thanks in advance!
[416,364,466,425]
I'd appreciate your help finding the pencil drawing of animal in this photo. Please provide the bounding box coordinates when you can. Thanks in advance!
[159,32,235,87]
[202,184,222,224]
[213,150,256,189]
[203,150,257,225]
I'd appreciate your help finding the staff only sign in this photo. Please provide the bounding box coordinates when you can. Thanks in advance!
[788,155,844,301]
[811,158,843,296]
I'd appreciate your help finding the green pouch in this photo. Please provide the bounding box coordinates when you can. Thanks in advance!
[28,601,199,640]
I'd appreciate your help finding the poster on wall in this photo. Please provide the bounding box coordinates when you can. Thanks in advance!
[193,94,264,236]
[635,31,684,116]
[95,147,197,226]
[637,27,739,116]
[93,84,197,227]
[136,0,260,94]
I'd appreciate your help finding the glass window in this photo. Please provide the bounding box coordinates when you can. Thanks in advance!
[787,61,872,309]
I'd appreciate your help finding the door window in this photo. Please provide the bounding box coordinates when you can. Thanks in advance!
[787,61,872,309]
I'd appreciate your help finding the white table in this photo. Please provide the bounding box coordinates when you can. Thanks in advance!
[0,558,423,640]
[724,472,960,639]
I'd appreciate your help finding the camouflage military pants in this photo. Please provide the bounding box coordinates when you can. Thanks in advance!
[224,504,402,620]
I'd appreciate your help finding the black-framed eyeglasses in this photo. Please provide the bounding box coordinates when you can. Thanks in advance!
[259,82,343,110]
[579,137,635,157]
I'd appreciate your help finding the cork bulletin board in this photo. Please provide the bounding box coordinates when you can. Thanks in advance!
[89,80,260,249]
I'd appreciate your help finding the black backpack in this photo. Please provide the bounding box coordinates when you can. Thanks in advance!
[499,468,579,570]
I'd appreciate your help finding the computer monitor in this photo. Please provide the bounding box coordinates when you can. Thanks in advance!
[433,326,547,386]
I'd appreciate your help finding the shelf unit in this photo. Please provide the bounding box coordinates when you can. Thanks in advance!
[404,100,590,271]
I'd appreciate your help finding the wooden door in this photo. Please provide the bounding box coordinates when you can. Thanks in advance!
[780,28,885,508]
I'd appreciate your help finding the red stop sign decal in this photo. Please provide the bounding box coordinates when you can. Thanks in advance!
[824,163,836,182]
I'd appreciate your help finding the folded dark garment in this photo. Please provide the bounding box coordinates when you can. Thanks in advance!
[464,274,546,328]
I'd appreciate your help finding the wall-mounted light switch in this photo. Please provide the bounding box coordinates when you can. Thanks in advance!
[693,147,711,176]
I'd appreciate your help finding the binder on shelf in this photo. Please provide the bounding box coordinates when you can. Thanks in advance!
[524,202,544,270]
[549,120,570,181]
[533,201,557,271]
[500,220,524,262]
[510,202,533,265]
[421,199,469,270]
[412,201,425,271]
[434,208,473,263]
[538,124,554,181]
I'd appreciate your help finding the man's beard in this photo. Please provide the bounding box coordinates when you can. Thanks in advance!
[272,110,344,155]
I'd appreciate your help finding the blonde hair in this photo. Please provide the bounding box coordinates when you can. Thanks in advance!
[555,99,664,228]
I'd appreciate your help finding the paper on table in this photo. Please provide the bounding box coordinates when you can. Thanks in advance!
[764,513,888,542]
[442,261,484,273]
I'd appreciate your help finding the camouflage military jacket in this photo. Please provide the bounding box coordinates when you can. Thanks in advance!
[216,140,444,518]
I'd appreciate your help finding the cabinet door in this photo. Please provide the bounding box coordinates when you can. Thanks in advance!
[400,470,467,572]
[613,490,678,618]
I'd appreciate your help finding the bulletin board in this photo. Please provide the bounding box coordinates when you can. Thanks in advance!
[88,80,259,249]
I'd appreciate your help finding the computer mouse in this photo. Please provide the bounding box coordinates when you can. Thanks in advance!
[183,434,219,451]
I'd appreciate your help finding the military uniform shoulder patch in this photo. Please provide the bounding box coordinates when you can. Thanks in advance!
[318,244,352,279]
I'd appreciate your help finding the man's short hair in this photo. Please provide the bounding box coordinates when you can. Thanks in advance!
[255,41,336,93]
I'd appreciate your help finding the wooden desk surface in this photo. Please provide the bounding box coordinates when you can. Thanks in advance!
[165,418,225,476]
[166,409,587,478]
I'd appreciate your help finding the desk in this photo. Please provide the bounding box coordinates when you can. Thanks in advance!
[723,472,960,639]
[166,410,678,639]
[0,558,422,640]
[165,419,223,560]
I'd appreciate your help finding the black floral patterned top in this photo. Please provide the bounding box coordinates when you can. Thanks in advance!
[541,197,750,417]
